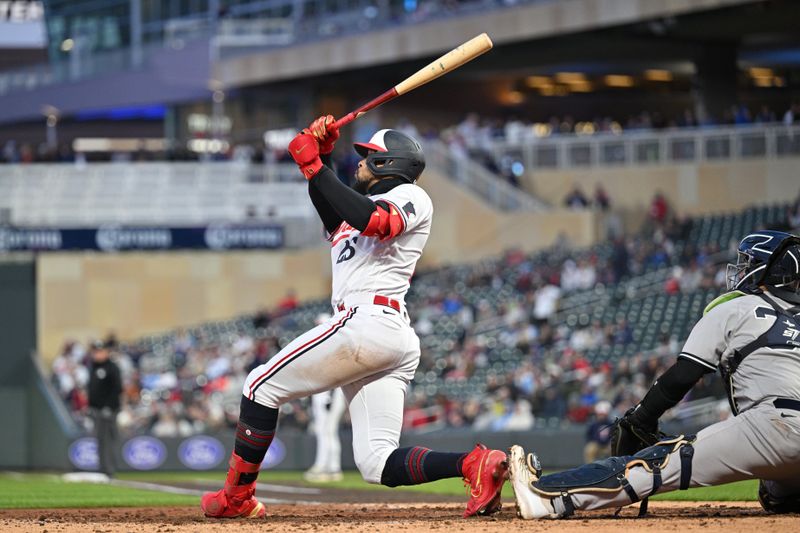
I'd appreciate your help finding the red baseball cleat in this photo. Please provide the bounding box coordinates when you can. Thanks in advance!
[461,443,509,517]
[201,483,266,519]
[201,452,266,519]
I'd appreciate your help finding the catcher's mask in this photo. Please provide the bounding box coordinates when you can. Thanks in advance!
[353,129,425,184]
[727,230,800,293]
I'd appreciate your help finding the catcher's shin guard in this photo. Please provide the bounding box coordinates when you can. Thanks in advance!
[461,444,509,517]
[201,453,266,519]
[522,435,695,518]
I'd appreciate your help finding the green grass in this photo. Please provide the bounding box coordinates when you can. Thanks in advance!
[120,470,759,501]
[1,471,757,509]
[652,479,758,501]
[119,470,484,496]
[0,473,197,509]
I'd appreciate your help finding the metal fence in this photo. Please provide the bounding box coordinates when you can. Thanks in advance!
[490,124,800,171]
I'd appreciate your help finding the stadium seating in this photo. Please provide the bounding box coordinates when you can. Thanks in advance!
[51,201,793,433]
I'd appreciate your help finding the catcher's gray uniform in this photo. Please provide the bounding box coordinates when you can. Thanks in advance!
[516,289,800,516]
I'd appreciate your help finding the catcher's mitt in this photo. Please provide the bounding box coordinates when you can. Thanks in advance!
[610,406,666,456]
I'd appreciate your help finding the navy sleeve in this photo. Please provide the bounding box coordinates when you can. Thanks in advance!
[309,166,376,232]
[631,357,710,426]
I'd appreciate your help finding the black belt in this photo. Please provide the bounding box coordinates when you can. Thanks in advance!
[773,398,800,412]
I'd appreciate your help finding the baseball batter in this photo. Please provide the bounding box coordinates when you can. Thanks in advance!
[509,230,800,519]
[201,116,508,519]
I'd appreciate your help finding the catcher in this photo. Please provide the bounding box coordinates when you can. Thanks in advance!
[509,230,800,519]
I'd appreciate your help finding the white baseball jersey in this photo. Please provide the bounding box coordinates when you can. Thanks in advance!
[244,181,432,485]
[328,183,433,307]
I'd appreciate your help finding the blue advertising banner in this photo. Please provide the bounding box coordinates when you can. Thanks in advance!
[0,224,284,252]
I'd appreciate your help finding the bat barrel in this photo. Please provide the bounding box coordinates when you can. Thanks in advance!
[331,34,492,130]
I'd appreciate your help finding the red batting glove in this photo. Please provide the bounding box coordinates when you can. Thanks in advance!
[288,132,323,179]
[308,114,339,154]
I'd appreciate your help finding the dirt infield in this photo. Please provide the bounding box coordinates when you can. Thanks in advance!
[1,501,796,533]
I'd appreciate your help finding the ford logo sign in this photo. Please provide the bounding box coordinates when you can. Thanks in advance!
[178,436,225,470]
[261,437,286,469]
[122,436,167,470]
[68,437,99,470]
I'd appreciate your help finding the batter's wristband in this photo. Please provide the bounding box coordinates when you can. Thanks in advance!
[300,158,323,179]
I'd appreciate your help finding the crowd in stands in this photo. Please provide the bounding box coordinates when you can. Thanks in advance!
[444,101,800,147]
[4,101,798,166]
[50,196,799,439]
[435,103,800,186]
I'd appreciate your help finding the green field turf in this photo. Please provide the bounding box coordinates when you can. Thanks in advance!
[122,470,759,502]
[0,471,758,509]
[0,473,197,509]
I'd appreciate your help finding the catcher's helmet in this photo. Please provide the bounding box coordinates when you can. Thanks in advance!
[354,129,425,183]
[727,230,800,292]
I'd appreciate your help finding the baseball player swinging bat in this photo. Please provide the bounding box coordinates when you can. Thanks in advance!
[334,32,494,129]
[202,31,511,521]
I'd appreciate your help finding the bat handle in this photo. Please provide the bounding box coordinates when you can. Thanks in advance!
[333,113,357,129]
[332,88,399,130]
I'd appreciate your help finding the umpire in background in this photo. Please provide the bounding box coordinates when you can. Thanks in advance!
[88,339,122,477]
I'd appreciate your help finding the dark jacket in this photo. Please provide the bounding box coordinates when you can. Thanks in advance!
[88,359,122,411]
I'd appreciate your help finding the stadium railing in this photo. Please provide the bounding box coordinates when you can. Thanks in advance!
[425,140,548,211]
[490,123,800,171]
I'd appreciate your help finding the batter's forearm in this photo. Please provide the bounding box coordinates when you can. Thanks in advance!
[308,177,343,234]
[632,358,710,426]
[310,166,376,231]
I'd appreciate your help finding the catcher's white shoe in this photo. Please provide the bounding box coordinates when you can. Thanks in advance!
[507,445,559,519]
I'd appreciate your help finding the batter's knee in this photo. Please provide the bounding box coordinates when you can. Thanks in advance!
[242,368,282,409]
[354,445,394,484]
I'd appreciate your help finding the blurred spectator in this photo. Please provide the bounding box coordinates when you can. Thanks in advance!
[788,195,800,231]
[593,184,611,211]
[564,185,590,209]
[754,105,776,124]
[783,102,800,125]
[583,401,613,463]
[276,289,299,315]
[649,191,669,225]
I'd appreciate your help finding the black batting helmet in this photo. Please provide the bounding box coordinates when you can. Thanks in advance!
[354,129,425,184]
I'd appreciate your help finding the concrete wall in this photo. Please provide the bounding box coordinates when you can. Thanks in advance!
[37,248,332,360]
[422,167,599,265]
[526,157,800,217]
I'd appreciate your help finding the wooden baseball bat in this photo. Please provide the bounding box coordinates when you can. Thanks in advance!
[333,33,493,129]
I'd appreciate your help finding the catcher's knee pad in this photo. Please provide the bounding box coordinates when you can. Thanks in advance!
[532,435,695,514]
[758,480,800,514]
